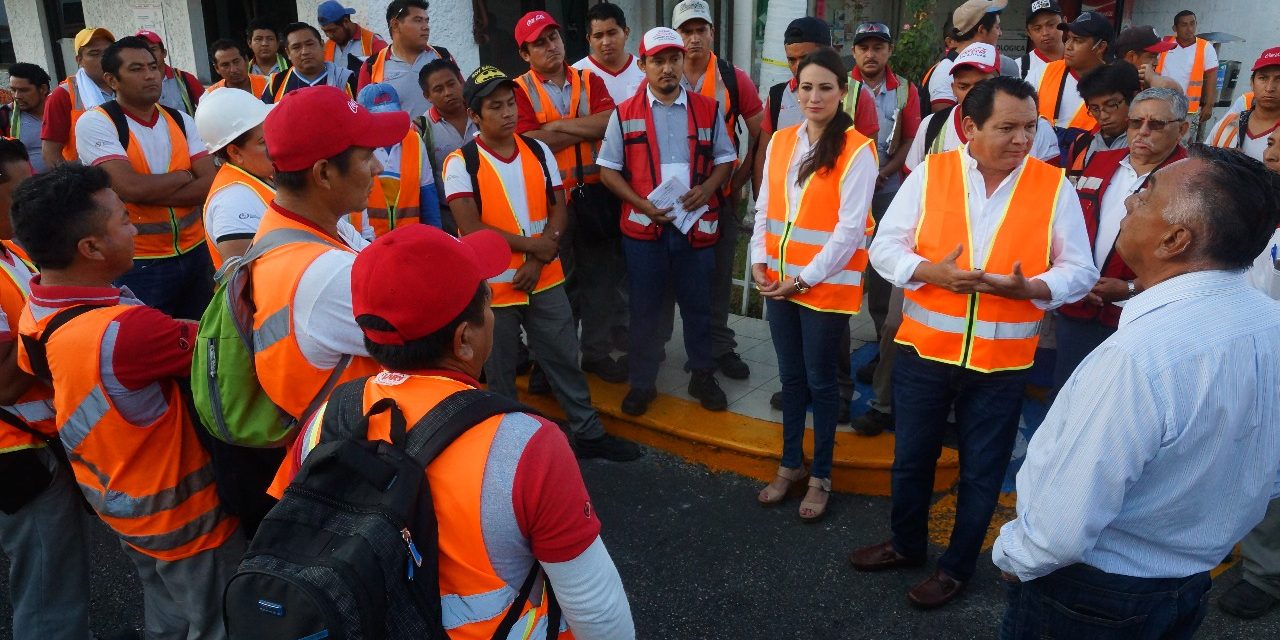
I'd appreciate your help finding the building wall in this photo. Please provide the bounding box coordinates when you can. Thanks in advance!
[294,0,479,75]
[84,0,210,81]
[3,0,56,75]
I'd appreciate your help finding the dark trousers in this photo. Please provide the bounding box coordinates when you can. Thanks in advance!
[623,228,714,389]
[561,223,625,362]
[866,191,898,333]
[708,198,740,358]
[767,299,848,479]
[116,248,214,320]
[890,349,1026,581]
[1001,564,1212,640]
[1052,313,1117,392]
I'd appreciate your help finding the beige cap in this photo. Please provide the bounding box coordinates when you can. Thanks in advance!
[673,0,713,30]
[952,0,1007,34]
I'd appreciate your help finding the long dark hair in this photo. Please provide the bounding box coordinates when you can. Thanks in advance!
[795,48,852,186]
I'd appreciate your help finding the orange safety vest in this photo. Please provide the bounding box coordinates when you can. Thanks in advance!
[324,27,376,63]
[446,138,562,307]
[248,208,381,420]
[1036,60,1098,131]
[1157,37,1210,113]
[0,249,54,453]
[58,76,95,162]
[16,303,238,560]
[513,66,600,191]
[206,74,268,96]
[290,373,575,639]
[364,130,423,237]
[204,163,275,269]
[694,53,739,144]
[763,125,876,314]
[368,45,447,84]
[895,149,1061,372]
[1243,92,1256,111]
[98,105,207,259]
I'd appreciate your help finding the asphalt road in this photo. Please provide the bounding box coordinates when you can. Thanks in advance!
[1,449,1277,639]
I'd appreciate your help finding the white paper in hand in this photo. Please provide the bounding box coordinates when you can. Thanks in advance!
[646,175,709,234]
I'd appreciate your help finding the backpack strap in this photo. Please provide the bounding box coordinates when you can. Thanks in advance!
[1238,109,1252,150]
[318,376,374,443]
[98,101,187,152]
[924,106,952,156]
[461,140,483,212]
[717,57,739,124]
[1019,52,1031,80]
[20,305,99,385]
[0,407,54,445]
[768,82,786,132]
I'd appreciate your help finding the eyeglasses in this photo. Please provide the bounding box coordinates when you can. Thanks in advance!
[1127,117,1180,131]
[1086,99,1125,117]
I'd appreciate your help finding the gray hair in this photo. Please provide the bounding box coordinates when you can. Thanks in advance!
[1131,87,1190,121]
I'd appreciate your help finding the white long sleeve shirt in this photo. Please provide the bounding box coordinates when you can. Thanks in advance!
[869,146,1098,310]
[749,124,878,286]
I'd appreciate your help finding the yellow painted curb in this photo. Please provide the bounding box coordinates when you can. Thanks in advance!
[518,375,960,496]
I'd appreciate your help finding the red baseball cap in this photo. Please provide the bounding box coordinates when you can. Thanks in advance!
[135,30,164,47]
[1254,46,1280,72]
[263,85,408,172]
[515,11,559,46]
[352,225,512,345]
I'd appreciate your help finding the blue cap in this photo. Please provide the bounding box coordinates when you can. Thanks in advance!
[317,1,356,26]
[357,83,402,114]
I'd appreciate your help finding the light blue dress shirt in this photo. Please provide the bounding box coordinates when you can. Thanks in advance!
[993,270,1280,581]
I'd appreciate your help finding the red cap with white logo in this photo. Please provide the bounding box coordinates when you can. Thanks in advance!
[640,27,687,57]
[1254,46,1280,72]
[514,11,560,46]
[951,43,1000,75]
[263,85,408,172]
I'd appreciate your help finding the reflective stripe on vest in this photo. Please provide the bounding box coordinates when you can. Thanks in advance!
[1157,37,1209,113]
[696,53,735,144]
[763,125,875,314]
[366,130,424,237]
[1036,60,1097,131]
[0,250,54,452]
[514,68,599,189]
[894,149,1060,372]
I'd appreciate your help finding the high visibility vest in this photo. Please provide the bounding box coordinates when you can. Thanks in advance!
[16,303,238,560]
[292,373,573,639]
[694,53,740,145]
[248,208,381,420]
[614,83,722,247]
[445,137,563,307]
[763,125,876,314]
[0,250,54,453]
[368,45,448,84]
[895,149,1062,372]
[206,74,268,96]
[97,105,206,259]
[513,67,600,191]
[1243,92,1256,111]
[324,27,376,64]
[203,163,275,269]
[1036,60,1098,131]
[1207,111,1246,149]
[58,76,91,162]
[365,130,423,237]
[1157,37,1210,113]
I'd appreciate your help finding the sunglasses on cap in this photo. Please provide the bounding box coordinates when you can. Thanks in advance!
[1127,117,1181,131]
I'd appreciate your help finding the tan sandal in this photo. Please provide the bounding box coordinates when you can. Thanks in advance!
[799,477,832,523]
[757,465,807,506]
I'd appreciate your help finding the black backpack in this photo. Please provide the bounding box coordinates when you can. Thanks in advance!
[98,100,187,151]
[223,379,559,640]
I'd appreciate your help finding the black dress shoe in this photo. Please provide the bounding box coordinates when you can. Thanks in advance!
[849,540,926,572]
[528,364,551,395]
[576,433,643,461]
[621,387,657,416]
[688,370,728,411]
[610,325,630,353]
[907,570,966,609]
[856,356,879,384]
[1219,580,1280,619]
[715,352,751,380]
[851,409,893,436]
[770,391,783,411]
[581,356,627,383]
[838,398,851,424]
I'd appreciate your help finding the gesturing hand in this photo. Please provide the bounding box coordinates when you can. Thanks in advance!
[974,261,1050,301]
[915,244,985,294]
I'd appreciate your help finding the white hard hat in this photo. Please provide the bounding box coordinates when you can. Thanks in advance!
[195,88,274,154]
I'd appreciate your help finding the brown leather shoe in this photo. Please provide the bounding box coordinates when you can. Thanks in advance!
[907,569,966,609]
[849,541,927,572]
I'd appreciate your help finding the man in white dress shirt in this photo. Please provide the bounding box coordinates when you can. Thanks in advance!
[850,75,1097,610]
[993,145,1280,638]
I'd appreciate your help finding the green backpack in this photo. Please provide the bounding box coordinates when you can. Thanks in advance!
[192,228,353,447]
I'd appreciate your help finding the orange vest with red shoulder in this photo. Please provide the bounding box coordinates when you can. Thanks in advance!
[0,248,54,453]
[1157,37,1210,113]
[365,130,423,237]
[763,125,876,314]
[290,373,575,639]
[615,84,723,248]
[444,138,562,307]
[248,209,381,420]
[206,75,268,97]
[895,149,1062,372]
[95,105,207,259]
[324,27,377,64]
[204,163,275,269]
[1036,60,1098,131]
[16,303,238,560]
[513,67,600,190]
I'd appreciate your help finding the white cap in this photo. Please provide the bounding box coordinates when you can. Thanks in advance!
[195,88,274,154]
[641,27,687,57]
[672,0,713,30]
[951,42,1000,75]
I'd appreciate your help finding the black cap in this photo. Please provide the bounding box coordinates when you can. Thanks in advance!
[783,17,831,46]
[852,22,894,45]
[1027,0,1062,21]
[1057,10,1114,45]
[463,65,516,110]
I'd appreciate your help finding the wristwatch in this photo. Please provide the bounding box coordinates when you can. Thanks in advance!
[1126,280,1137,299]
[793,276,811,294]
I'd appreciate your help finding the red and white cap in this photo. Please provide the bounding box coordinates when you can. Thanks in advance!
[1254,46,1280,72]
[951,43,999,75]
[640,27,686,57]
[514,10,560,46]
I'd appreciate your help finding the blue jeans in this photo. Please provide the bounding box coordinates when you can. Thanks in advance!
[623,228,714,388]
[890,348,1026,581]
[767,299,848,479]
[1052,313,1117,391]
[115,248,214,320]
[1001,564,1212,639]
